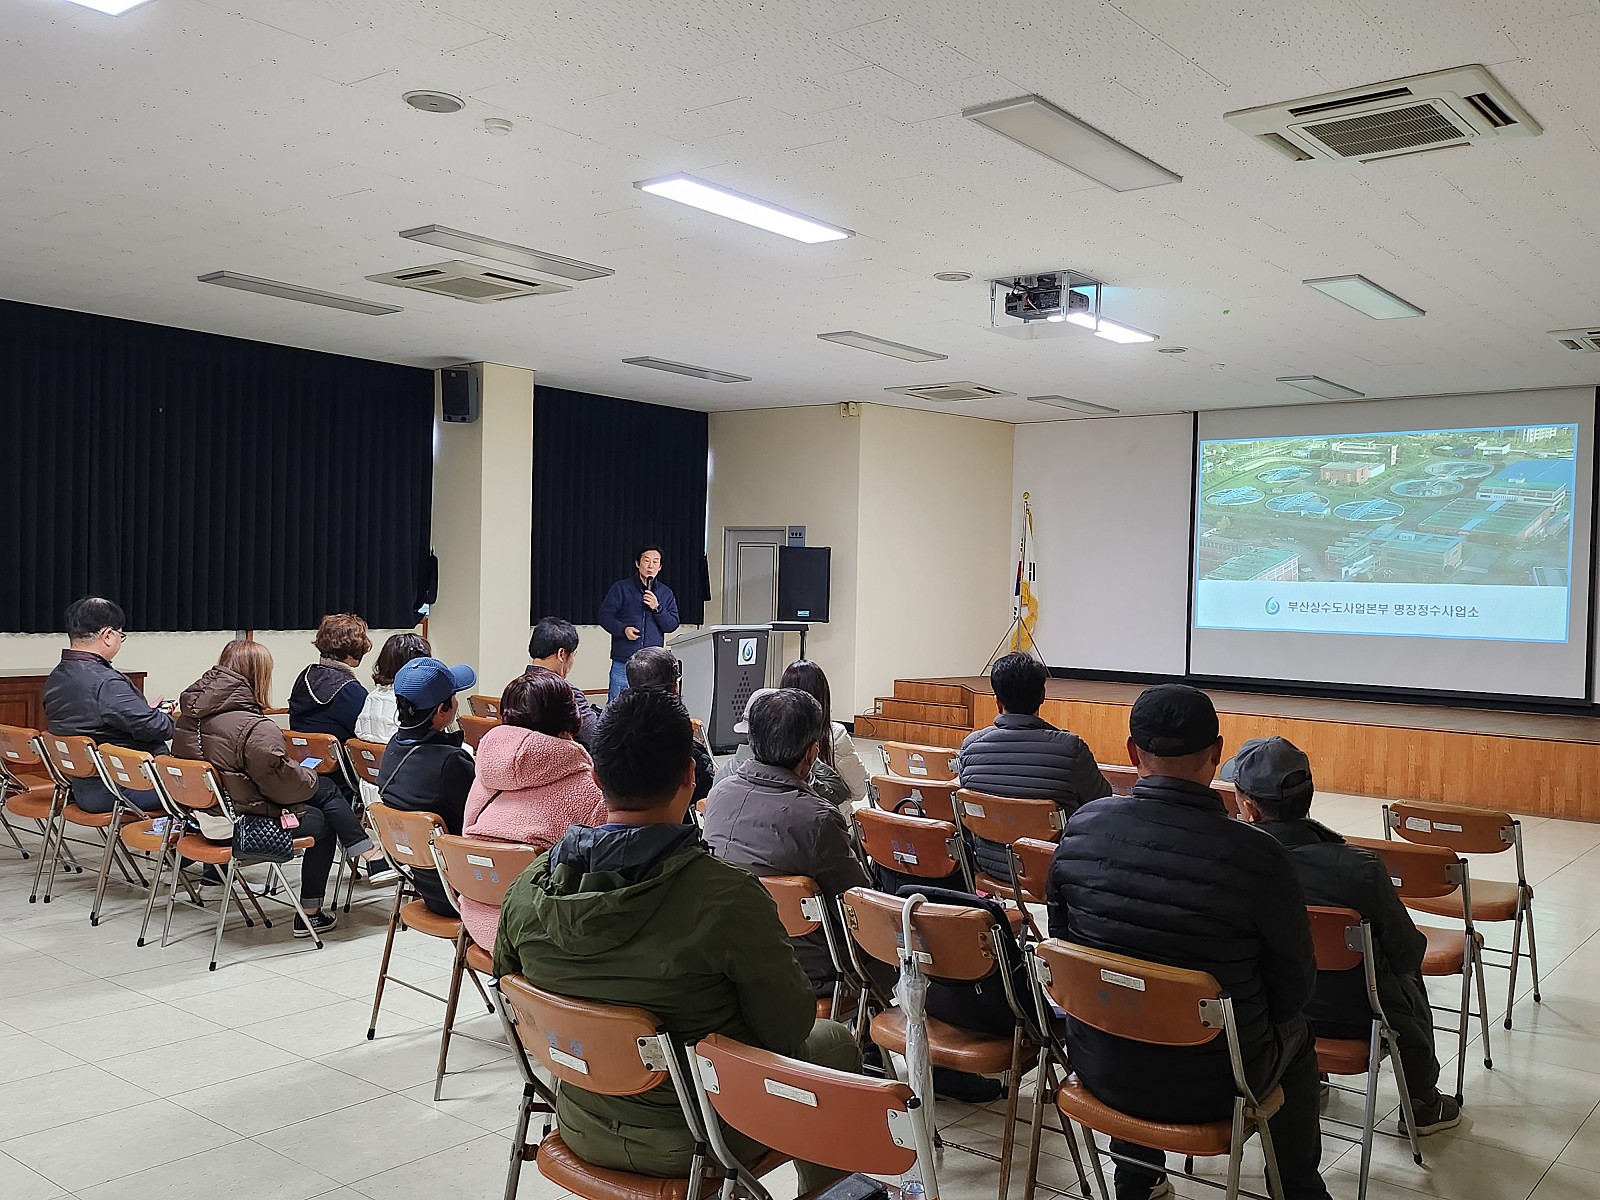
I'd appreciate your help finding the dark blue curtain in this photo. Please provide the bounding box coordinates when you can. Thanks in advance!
[532,387,708,625]
[0,299,434,632]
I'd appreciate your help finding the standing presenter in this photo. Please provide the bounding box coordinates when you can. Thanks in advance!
[598,545,680,703]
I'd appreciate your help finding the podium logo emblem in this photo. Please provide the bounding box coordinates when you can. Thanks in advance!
[738,638,757,665]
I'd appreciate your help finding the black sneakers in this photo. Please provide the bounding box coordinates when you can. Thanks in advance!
[363,858,401,885]
[1401,1095,1462,1136]
[293,909,338,938]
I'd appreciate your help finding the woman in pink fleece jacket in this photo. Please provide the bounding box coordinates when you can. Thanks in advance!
[458,670,606,948]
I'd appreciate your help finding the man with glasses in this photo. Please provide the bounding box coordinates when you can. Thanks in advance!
[42,596,173,814]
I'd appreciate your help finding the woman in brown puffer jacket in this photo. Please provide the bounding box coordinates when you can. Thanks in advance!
[174,639,382,938]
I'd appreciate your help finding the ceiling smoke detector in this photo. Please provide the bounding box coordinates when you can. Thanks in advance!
[483,117,513,136]
[403,90,465,114]
[1157,345,1188,354]
[366,260,571,303]
[934,271,972,282]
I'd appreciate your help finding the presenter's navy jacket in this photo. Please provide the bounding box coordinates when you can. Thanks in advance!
[598,576,680,663]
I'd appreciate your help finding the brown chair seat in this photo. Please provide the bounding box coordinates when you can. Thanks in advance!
[869,1007,1038,1076]
[1420,925,1484,975]
[1408,880,1524,923]
[1314,1037,1372,1077]
[466,940,495,976]
[5,782,55,821]
[120,819,165,853]
[1057,1076,1283,1157]
[62,803,118,829]
[402,899,464,940]
[174,832,234,865]
[536,1129,784,1200]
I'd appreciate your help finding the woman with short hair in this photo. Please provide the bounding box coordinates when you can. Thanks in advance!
[779,659,869,807]
[288,613,372,742]
[356,632,431,745]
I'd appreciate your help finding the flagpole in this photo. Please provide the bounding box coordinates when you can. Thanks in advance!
[984,491,1046,669]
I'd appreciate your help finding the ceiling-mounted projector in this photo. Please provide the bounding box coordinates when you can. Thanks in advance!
[1001,273,1093,323]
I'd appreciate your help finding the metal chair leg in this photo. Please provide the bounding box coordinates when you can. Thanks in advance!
[995,1025,1026,1200]
[1386,1025,1423,1167]
[136,828,179,947]
[1256,1113,1285,1200]
[0,809,28,858]
[1473,936,1493,1069]
[505,1084,536,1200]
[1354,1023,1382,1200]
[28,811,61,901]
[435,931,470,1101]
[208,859,238,970]
[466,961,496,1014]
[366,884,406,1039]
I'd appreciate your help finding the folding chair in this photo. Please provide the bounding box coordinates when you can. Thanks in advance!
[34,733,148,909]
[345,737,385,788]
[872,774,961,822]
[1008,837,1056,909]
[1306,906,1422,1200]
[688,1032,940,1200]
[88,743,178,929]
[1384,801,1539,1029]
[365,803,495,1097]
[147,754,320,969]
[285,729,364,911]
[840,886,1050,1200]
[430,833,543,1098]
[882,741,958,782]
[467,694,502,719]
[460,714,499,751]
[1,722,59,869]
[758,874,870,1024]
[855,805,972,891]
[1031,939,1285,1200]
[1097,763,1239,816]
[1349,836,1490,1104]
[953,788,1064,900]
[495,976,782,1200]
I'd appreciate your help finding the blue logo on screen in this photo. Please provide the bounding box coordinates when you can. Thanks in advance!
[1264,598,1281,615]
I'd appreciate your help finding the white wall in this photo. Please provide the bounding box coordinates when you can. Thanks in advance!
[1012,414,1193,675]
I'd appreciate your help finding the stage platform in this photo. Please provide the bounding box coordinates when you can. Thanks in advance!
[854,676,1600,820]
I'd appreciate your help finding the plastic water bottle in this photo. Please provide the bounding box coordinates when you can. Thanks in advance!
[902,1176,926,1200]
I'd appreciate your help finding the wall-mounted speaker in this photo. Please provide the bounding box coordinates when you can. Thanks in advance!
[441,364,482,423]
[778,546,831,622]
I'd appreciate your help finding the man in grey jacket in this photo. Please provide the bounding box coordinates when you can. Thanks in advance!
[957,652,1112,880]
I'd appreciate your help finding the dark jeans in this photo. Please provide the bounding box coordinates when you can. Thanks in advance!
[295,778,374,908]
[1112,1019,1330,1200]
[412,870,458,918]
[70,776,162,815]
[1316,970,1441,1107]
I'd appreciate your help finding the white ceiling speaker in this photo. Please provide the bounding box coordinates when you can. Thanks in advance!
[884,381,1015,403]
[403,90,464,114]
[365,260,571,303]
[1550,328,1600,352]
[1225,65,1539,164]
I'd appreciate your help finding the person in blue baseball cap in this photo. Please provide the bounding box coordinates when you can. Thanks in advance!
[375,656,479,916]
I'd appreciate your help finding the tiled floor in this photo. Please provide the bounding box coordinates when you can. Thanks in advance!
[3,788,1600,1200]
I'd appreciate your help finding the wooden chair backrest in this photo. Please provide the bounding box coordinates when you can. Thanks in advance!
[954,789,1063,843]
[1099,762,1139,795]
[498,975,667,1095]
[1386,801,1514,857]
[0,724,44,768]
[95,743,154,794]
[840,886,1004,981]
[459,715,498,750]
[1034,939,1223,1048]
[855,807,962,880]
[39,734,97,779]
[283,730,342,775]
[760,874,824,937]
[872,774,958,822]
[150,755,225,812]
[468,694,502,718]
[432,834,542,908]
[1346,835,1464,899]
[695,1033,918,1177]
[882,742,957,782]
[1306,905,1365,973]
[367,801,447,874]
[1010,837,1057,904]
[345,738,385,785]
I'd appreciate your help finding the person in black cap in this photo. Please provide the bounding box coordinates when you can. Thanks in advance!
[1226,736,1460,1136]
[1047,685,1329,1200]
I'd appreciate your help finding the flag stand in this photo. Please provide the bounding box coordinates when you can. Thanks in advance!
[983,492,1047,670]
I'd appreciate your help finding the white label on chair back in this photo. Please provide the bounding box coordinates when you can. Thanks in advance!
[166,766,183,776]
[1390,876,1404,888]
[892,847,920,865]
[764,1079,818,1107]
[1436,822,1463,833]
[466,853,495,867]
[393,843,415,857]
[115,769,132,783]
[1405,817,1431,833]
[963,801,986,818]
[547,1047,590,1074]
[1099,969,1146,992]
[909,788,924,803]
[908,756,928,776]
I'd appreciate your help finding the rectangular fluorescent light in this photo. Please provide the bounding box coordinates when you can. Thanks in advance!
[1277,375,1366,400]
[65,0,153,12]
[1303,275,1425,319]
[1028,395,1121,415]
[817,331,946,363]
[1092,318,1157,344]
[198,272,401,316]
[399,225,612,281]
[634,174,852,244]
[623,356,751,384]
[963,95,1181,192]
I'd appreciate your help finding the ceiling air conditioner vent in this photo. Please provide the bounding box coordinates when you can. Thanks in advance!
[365,260,573,303]
[1550,328,1600,353]
[1225,65,1539,164]
[884,381,1015,403]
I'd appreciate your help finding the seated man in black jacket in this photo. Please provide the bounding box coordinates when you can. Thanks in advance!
[625,647,713,802]
[526,617,599,750]
[1225,736,1460,1136]
[958,652,1111,881]
[376,657,477,916]
[1048,685,1329,1200]
[43,597,172,814]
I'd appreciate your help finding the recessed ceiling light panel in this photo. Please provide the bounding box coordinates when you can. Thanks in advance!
[1277,375,1366,400]
[1303,274,1424,319]
[198,271,401,316]
[1027,395,1121,416]
[64,0,153,12]
[964,95,1181,191]
[817,331,947,363]
[623,357,750,384]
[399,225,612,281]
[634,174,852,243]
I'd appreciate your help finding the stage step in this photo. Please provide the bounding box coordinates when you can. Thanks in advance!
[874,697,971,724]
[892,680,971,706]
[853,714,970,750]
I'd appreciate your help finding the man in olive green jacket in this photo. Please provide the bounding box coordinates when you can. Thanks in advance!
[494,687,859,1190]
